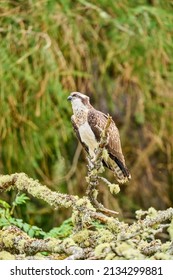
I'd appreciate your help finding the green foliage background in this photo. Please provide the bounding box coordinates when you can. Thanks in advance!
[0,0,173,229]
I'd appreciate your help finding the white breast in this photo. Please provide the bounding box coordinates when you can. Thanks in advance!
[79,122,98,157]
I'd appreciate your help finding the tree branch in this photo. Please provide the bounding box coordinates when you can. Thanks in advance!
[0,173,77,209]
[86,115,119,215]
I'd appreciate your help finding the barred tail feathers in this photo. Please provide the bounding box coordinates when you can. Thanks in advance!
[103,155,131,184]
[113,164,131,184]
[113,156,131,183]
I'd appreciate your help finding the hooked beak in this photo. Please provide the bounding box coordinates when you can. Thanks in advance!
[67,95,72,101]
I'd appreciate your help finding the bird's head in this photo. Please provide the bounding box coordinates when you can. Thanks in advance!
[67,92,91,113]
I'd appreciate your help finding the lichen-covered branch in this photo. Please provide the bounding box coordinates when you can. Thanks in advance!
[0,173,78,209]
[0,226,84,259]
[0,160,173,259]
[118,207,173,241]
[0,173,118,231]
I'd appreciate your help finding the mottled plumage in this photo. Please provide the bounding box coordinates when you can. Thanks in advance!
[67,92,131,183]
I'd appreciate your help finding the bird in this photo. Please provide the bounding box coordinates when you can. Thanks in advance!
[67,92,131,183]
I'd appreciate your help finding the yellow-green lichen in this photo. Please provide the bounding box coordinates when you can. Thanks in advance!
[161,242,171,252]
[97,229,115,244]
[95,243,111,258]
[168,219,173,241]
[154,252,173,260]
[1,232,14,248]
[147,207,158,218]
[75,198,93,209]
[109,183,120,194]
[63,238,76,248]
[107,217,122,233]
[115,242,144,259]
[105,252,116,260]
[102,149,109,161]
[44,238,62,252]
[72,230,89,245]
[97,165,105,173]
[0,251,15,260]
[17,239,27,253]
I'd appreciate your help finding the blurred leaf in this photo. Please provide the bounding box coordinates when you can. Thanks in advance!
[0,200,11,209]
[46,218,73,239]
[12,194,30,207]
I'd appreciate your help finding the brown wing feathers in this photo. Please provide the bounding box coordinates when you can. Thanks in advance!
[87,109,130,181]
[87,109,124,161]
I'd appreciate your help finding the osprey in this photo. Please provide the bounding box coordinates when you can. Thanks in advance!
[67,92,131,183]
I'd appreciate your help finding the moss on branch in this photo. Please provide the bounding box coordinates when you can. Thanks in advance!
[0,173,77,209]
